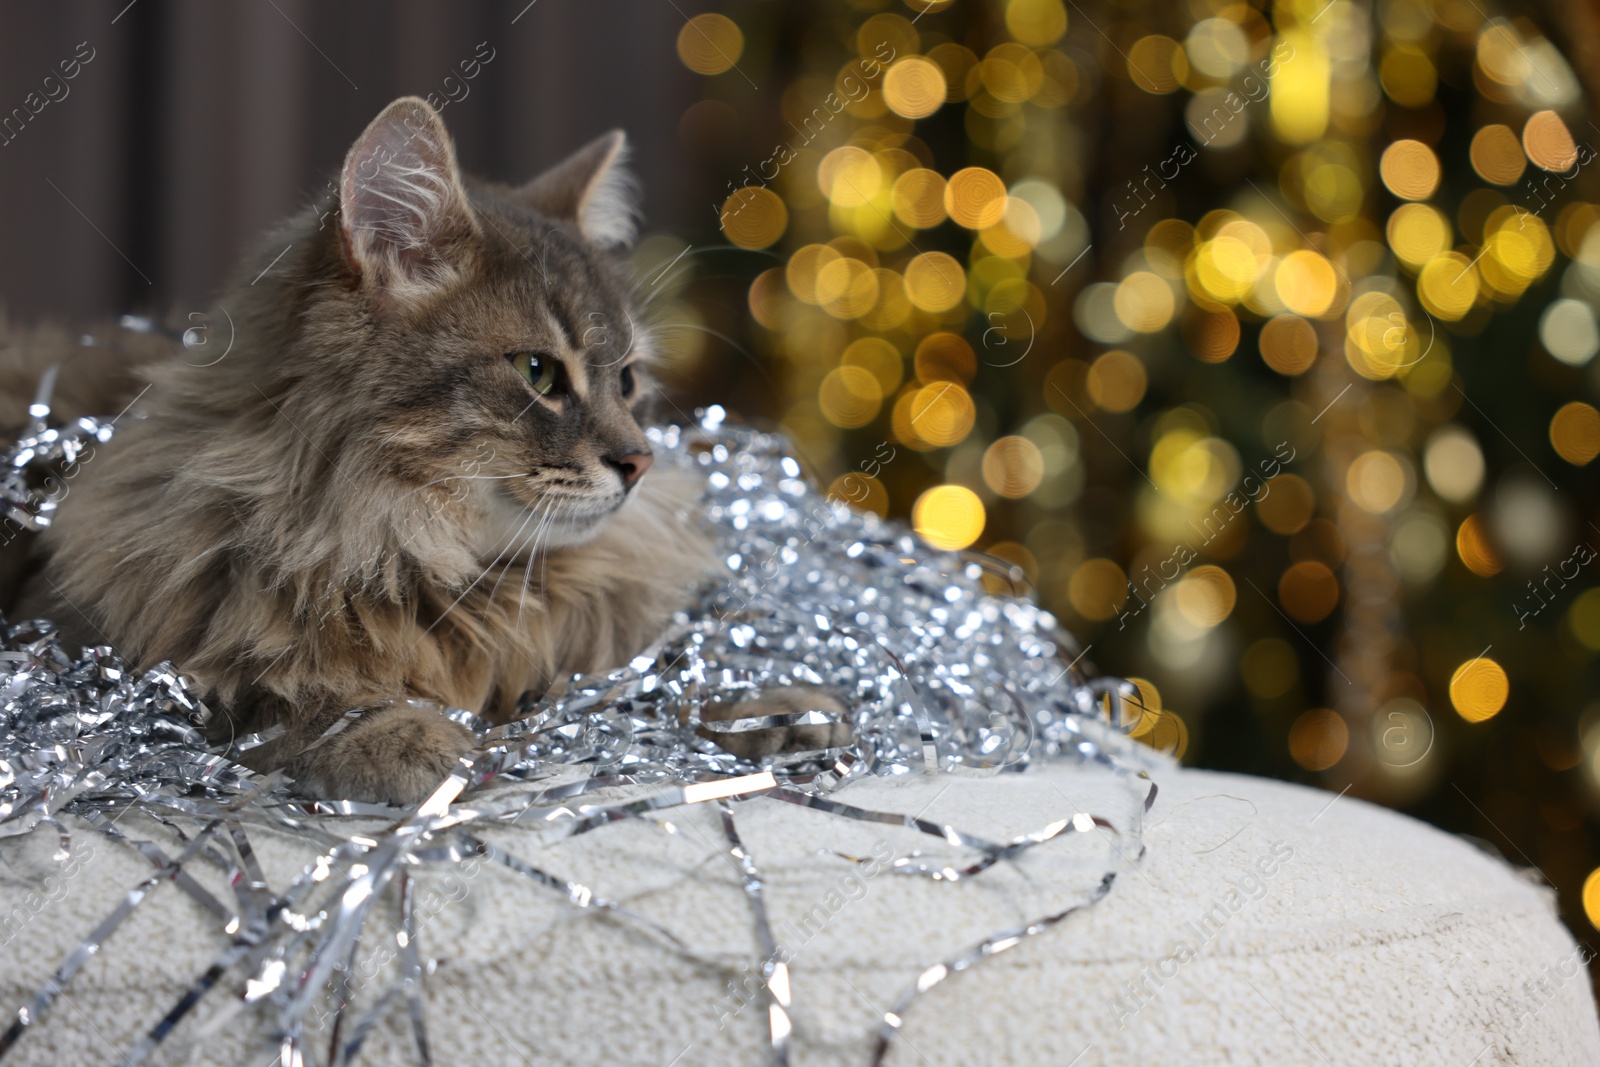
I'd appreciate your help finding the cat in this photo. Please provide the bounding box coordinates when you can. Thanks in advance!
[8,97,845,804]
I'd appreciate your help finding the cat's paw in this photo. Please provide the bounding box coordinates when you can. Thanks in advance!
[698,685,853,760]
[290,704,478,806]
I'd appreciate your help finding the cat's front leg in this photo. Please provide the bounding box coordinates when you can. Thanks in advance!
[289,703,478,805]
[234,698,479,806]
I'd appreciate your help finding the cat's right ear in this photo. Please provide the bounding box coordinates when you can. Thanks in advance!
[339,96,479,304]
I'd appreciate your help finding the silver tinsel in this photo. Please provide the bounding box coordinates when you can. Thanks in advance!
[0,397,1156,1066]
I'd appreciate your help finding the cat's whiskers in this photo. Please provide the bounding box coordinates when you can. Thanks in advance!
[394,470,526,506]
[419,496,542,638]
[484,501,542,603]
[517,500,563,628]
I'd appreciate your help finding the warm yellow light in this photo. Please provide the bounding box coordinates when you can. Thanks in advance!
[815,257,879,320]
[1257,474,1315,534]
[1379,139,1441,201]
[1455,514,1502,576]
[883,57,947,119]
[913,332,975,384]
[1387,204,1452,271]
[1067,558,1128,621]
[1524,110,1578,172]
[1113,272,1175,332]
[1289,709,1349,771]
[982,436,1046,498]
[1551,402,1600,465]
[842,337,903,394]
[1275,251,1339,317]
[1584,868,1600,931]
[1449,656,1508,722]
[720,188,787,250]
[944,167,1008,229]
[1346,451,1407,514]
[786,244,841,305]
[903,252,966,312]
[913,485,986,551]
[1086,350,1147,413]
[891,169,948,229]
[1278,561,1340,623]
[1004,0,1067,47]
[902,381,975,447]
[1470,124,1527,185]
[1270,31,1329,144]
[1260,314,1319,375]
[1174,565,1236,628]
[818,366,883,429]
[677,14,744,75]
[818,146,883,207]
[1417,253,1480,320]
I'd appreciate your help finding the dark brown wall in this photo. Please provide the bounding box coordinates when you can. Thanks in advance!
[0,0,706,324]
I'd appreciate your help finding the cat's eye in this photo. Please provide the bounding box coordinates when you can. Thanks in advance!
[619,365,636,397]
[507,352,565,397]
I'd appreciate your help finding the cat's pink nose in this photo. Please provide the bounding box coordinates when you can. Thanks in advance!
[607,452,653,489]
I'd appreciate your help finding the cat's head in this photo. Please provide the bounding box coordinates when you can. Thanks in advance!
[309,96,662,560]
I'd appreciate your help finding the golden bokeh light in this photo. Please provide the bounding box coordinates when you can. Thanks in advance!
[818,365,883,429]
[892,169,949,230]
[914,332,976,384]
[1387,203,1452,270]
[903,252,966,312]
[721,187,788,250]
[817,146,883,207]
[842,336,903,394]
[1289,708,1349,771]
[828,472,889,516]
[1379,139,1441,201]
[1346,450,1408,513]
[1469,124,1526,185]
[1114,271,1176,332]
[1186,308,1240,362]
[1068,558,1128,621]
[1174,564,1236,628]
[1571,589,1600,651]
[913,485,986,551]
[1275,251,1340,317]
[980,43,1044,103]
[1004,0,1067,48]
[1456,514,1502,576]
[1449,656,1508,722]
[1257,474,1315,534]
[1260,314,1320,375]
[1417,253,1480,320]
[1279,561,1340,623]
[982,436,1045,498]
[786,243,841,305]
[945,167,1008,229]
[1128,35,1185,94]
[815,256,879,319]
[1423,427,1485,502]
[1379,46,1436,107]
[883,57,947,120]
[1086,350,1147,413]
[1584,868,1600,932]
[1523,109,1578,172]
[901,381,976,447]
[1551,402,1600,465]
[677,13,744,75]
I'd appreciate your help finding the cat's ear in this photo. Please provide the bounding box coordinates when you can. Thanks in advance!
[515,131,638,249]
[339,96,478,296]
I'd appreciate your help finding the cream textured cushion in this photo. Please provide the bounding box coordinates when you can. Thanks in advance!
[2,764,1596,1065]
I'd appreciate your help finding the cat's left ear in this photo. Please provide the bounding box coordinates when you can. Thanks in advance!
[514,131,638,249]
[339,96,479,297]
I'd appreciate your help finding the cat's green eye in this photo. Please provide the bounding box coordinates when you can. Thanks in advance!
[507,352,563,396]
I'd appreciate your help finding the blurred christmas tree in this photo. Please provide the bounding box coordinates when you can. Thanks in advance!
[661,0,1600,977]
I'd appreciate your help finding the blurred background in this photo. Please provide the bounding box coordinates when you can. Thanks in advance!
[3,0,1599,988]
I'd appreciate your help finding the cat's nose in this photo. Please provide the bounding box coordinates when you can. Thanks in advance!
[605,451,653,489]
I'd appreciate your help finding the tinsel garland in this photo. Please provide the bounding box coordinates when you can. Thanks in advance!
[0,397,1156,1066]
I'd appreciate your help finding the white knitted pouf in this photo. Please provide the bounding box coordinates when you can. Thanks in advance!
[2,763,1596,1066]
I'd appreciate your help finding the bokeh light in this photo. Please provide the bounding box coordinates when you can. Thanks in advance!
[1450,656,1509,722]
[677,14,744,75]
[912,485,985,550]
